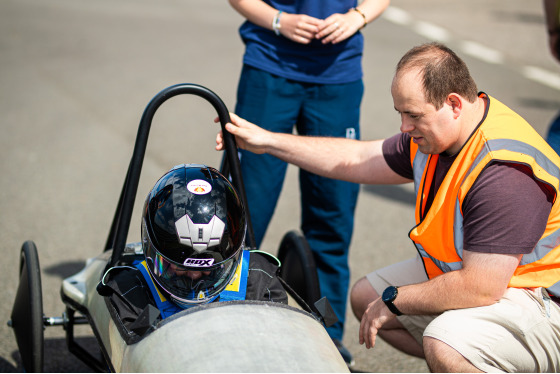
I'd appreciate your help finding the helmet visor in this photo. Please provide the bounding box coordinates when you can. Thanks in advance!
[143,220,238,305]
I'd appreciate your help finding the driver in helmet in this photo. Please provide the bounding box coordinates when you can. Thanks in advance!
[99,164,287,333]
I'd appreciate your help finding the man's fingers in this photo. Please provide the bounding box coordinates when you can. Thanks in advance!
[361,322,371,349]
[359,313,378,349]
[229,112,241,123]
[359,322,365,345]
[225,122,239,134]
[216,113,245,151]
[216,125,239,147]
[215,131,224,151]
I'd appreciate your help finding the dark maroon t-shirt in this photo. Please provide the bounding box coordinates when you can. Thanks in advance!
[382,132,554,255]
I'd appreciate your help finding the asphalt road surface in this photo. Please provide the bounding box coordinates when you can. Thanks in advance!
[1,0,559,372]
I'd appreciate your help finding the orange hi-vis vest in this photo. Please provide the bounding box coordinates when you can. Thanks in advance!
[408,94,560,297]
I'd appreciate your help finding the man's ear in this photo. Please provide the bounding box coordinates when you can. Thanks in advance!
[447,94,462,119]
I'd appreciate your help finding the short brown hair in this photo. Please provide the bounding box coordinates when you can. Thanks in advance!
[396,43,478,109]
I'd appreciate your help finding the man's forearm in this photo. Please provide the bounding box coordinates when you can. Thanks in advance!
[264,132,406,185]
[221,114,409,185]
[393,251,522,315]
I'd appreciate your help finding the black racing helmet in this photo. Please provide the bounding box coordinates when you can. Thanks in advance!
[141,164,246,307]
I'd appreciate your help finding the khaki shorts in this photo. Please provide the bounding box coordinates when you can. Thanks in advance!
[366,256,560,372]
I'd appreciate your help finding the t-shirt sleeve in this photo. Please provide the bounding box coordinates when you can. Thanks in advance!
[382,133,414,180]
[462,162,555,254]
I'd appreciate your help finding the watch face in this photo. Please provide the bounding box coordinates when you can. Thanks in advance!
[382,286,398,302]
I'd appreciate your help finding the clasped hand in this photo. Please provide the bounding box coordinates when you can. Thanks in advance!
[280,11,363,45]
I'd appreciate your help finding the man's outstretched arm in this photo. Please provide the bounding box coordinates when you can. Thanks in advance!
[216,113,410,185]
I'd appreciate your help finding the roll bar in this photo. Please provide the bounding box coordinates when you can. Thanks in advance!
[104,83,256,266]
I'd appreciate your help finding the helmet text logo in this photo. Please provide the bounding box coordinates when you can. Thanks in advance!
[183,258,215,267]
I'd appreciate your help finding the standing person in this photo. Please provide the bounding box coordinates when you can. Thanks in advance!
[217,43,560,372]
[228,0,390,365]
[544,0,560,153]
[544,0,560,62]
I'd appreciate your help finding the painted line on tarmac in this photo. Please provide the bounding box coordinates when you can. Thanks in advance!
[382,6,560,91]
[523,66,560,91]
[460,40,505,65]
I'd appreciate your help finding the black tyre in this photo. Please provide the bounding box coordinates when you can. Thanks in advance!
[10,240,44,372]
[277,230,321,307]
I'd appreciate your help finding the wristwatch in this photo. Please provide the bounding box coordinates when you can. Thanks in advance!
[382,286,403,316]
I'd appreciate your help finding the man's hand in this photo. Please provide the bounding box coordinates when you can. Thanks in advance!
[215,113,271,154]
[359,297,396,349]
[357,251,522,350]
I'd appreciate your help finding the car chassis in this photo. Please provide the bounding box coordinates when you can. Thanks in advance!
[8,84,348,373]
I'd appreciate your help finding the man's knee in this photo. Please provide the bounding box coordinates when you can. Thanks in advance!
[423,337,481,373]
[350,277,378,320]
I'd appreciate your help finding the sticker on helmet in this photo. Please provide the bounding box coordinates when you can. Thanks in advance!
[187,179,212,195]
[183,258,215,267]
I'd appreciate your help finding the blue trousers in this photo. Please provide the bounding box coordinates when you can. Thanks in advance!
[234,65,362,340]
[546,111,560,155]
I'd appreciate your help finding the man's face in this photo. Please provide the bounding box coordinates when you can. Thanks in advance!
[391,69,460,155]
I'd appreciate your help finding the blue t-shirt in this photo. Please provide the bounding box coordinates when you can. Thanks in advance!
[239,0,363,84]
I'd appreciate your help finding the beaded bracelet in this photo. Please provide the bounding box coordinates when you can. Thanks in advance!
[352,7,367,29]
[273,11,283,35]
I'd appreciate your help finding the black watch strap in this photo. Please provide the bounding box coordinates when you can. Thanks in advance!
[384,299,402,316]
[382,286,403,316]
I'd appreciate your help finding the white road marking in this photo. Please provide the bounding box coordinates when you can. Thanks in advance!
[382,7,412,26]
[460,40,504,65]
[381,6,560,91]
[413,21,451,43]
[523,66,560,91]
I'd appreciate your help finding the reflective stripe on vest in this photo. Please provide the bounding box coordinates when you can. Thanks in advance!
[409,94,560,296]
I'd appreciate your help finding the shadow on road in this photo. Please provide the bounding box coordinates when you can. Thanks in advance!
[44,261,87,279]
[3,336,102,373]
[362,184,415,206]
